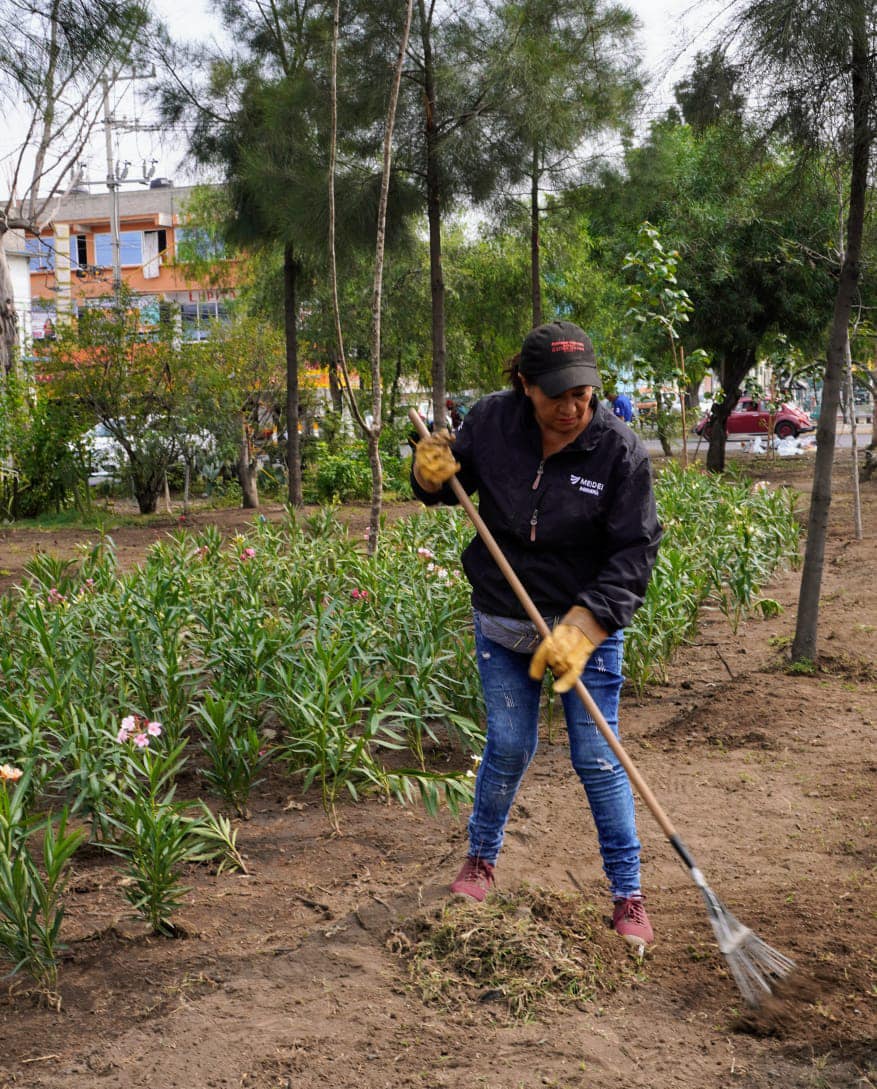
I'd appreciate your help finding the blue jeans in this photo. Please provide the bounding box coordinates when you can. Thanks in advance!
[468,613,642,899]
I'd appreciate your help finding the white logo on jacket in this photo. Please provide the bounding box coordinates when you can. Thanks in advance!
[569,474,604,496]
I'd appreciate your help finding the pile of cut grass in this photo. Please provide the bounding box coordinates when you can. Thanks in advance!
[389,885,638,1020]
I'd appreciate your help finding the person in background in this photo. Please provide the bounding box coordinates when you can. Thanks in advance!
[607,389,634,423]
[411,320,662,953]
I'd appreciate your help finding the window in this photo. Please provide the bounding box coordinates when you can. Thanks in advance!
[142,229,168,279]
[70,235,88,269]
[180,299,231,341]
[26,235,56,271]
[94,230,143,268]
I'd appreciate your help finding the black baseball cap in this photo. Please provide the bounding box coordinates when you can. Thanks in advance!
[519,321,601,396]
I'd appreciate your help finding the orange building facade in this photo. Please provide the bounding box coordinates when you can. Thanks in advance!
[26,183,236,341]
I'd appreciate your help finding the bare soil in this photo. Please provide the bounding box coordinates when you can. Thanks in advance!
[0,455,875,1089]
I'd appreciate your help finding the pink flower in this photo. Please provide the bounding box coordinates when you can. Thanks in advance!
[85,578,95,590]
[351,588,369,600]
[240,547,256,562]
[47,587,66,604]
[117,714,138,743]
[0,764,23,782]
[417,547,434,560]
[146,721,162,737]
[133,733,149,749]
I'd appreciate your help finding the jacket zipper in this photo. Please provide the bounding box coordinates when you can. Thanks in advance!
[530,460,548,542]
[531,458,545,490]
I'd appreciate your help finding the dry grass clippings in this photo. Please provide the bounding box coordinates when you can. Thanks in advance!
[388,884,638,1020]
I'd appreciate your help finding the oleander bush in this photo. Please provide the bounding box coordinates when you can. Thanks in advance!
[0,464,800,992]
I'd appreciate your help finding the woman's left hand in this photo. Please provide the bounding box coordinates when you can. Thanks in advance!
[529,606,607,692]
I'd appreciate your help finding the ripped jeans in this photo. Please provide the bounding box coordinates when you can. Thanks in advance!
[467,611,642,899]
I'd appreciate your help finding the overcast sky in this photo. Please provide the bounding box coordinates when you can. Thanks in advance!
[2,0,732,195]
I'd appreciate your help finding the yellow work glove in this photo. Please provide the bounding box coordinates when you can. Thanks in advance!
[529,608,599,693]
[414,432,460,489]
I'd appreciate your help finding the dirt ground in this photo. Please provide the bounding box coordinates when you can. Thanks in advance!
[0,452,875,1089]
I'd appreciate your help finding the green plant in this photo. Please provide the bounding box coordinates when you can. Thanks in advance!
[624,463,801,690]
[0,765,86,1006]
[103,719,198,936]
[186,802,249,874]
[303,443,372,502]
[193,693,265,818]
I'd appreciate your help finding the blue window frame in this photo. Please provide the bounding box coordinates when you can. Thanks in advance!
[94,230,143,268]
[26,235,55,271]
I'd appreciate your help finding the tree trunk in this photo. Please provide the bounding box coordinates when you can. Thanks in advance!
[705,352,751,472]
[365,0,411,555]
[0,229,20,378]
[131,472,162,515]
[367,430,383,556]
[654,388,673,457]
[328,350,343,413]
[238,417,260,509]
[530,145,542,327]
[792,13,871,663]
[283,243,303,507]
[844,334,863,539]
[420,2,447,432]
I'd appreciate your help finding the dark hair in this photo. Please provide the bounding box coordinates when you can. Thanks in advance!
[504,353,525,394]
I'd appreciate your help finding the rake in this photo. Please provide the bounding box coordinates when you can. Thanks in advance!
[409,409,796,1008]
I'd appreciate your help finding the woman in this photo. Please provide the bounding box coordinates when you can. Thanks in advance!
[412,320,662,951]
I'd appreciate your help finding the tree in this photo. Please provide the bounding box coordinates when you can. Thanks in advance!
[0,0,152,376]
[378,0,511,429]
[492,0,640,326]
[43,296,186,514]
[731,0,877,662]
[624,222,709,462]
[448,205,625,391]
[158,0,417,506]
[579,117,836,470]
[327,0,414,553]
[175,318,286,510]
[672,46,746,132]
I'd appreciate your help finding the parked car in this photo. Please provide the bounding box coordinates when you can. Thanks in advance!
[82,422,123,485]
[694,397,815,441]
[81,421,222,486]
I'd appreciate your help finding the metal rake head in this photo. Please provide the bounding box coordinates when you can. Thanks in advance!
[699,884,796,1008]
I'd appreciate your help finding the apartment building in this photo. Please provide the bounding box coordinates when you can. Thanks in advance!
[25,182,235,342]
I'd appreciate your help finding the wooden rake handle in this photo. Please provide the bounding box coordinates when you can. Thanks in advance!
[408,407,679,843]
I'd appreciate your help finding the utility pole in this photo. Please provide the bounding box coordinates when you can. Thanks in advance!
[102,77,123,302]
[100,71,157,305]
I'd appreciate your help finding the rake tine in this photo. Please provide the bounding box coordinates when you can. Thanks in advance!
[686,855,796,1006]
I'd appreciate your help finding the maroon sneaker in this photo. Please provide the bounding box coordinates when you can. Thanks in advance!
[450,856,495,902]
[612,896,653,951]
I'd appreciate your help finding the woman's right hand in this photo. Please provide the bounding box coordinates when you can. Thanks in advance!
[413,433,460,490]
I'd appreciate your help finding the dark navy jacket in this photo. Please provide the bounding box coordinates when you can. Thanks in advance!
[412,390,662,634]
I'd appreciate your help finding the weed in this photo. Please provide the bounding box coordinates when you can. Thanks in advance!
[390,885,635,1020]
